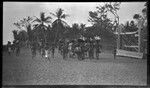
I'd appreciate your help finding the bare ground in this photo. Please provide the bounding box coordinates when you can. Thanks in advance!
[2,48,147,85]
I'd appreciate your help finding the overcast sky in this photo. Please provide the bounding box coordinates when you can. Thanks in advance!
[3,2,146,45]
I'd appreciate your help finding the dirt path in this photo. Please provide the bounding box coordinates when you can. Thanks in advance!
[2,49,147,85]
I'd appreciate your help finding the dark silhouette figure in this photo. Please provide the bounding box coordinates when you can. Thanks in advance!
[62,42,69,60]
[95,41,102,59]
[16,41,20,56]
[7,41,11,55]
[44,43,50,60]
[31,41,37,58]
[51,43,55,58]
[114,46,117,59]
[89,42,94,59]
[11,42,16,53]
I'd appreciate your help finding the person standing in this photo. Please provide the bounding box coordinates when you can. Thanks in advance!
[114,46,117,59]
[7,41,11,55]
[31,41,37,58]
[38,41,42,56]
[89,41,94,59]
[95,40,101,60]
[12,41,16,53]
[16,41,20,56]
[51,43,55,58]
[62,42,69,60]
[44,43,49,60]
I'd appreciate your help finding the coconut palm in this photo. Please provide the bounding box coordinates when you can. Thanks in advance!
[79,23,86,38]
[46,25,55,45]
[33,12,52,26]
[50,8,69,44]
[13,16,33,48]
[22,17,33,48]
[33,12,52,43]
[71,23,81,39]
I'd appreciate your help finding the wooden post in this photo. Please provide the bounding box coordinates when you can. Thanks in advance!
[138,27,141,53]
[116,17,120,50]
[137,19,143,53]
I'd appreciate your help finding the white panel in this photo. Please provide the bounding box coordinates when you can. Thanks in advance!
[116,49,143,59]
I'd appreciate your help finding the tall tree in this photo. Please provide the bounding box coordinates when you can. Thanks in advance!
[50,8,69,44]
[105,2,121,26]
[13,16,33,47]
[88,2,121,44]
[33,12,52,43]
[80,23,86,38]
[133,2,147,52]
[71,23,81,39]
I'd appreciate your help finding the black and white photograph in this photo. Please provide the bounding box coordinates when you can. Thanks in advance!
[2,2,148,86]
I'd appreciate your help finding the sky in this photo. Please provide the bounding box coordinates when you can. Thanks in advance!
[3,2,146,45]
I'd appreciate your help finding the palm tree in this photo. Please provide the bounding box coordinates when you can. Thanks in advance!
[13,16,33,48]
[71,23,81,39]
[46,25,55,45]
[88,3,118,42]
[33,12,52,43]
[80,23,86,39]
[50,8,69,44]
[33,12,52,26]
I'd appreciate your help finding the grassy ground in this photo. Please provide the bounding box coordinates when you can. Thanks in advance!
[2,48,147,85]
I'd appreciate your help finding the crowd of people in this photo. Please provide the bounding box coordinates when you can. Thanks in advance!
[57,38,103,60]
[5,38,117,60]
[29,38,103,60]
[6,40,20,56]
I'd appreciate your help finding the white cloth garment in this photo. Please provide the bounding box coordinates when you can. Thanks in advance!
[45,50,48,57]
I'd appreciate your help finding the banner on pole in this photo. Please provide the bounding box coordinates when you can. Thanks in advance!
[116,49,143,59]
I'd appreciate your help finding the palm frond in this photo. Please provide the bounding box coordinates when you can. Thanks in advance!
[44,16,52,22]
[50,12,57,17]
[61,20,70,27]
[33,17,41,23]
[44,20,52,23]
[61,14,69,19]
[27,16,33,22]
[33,24,39,28]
